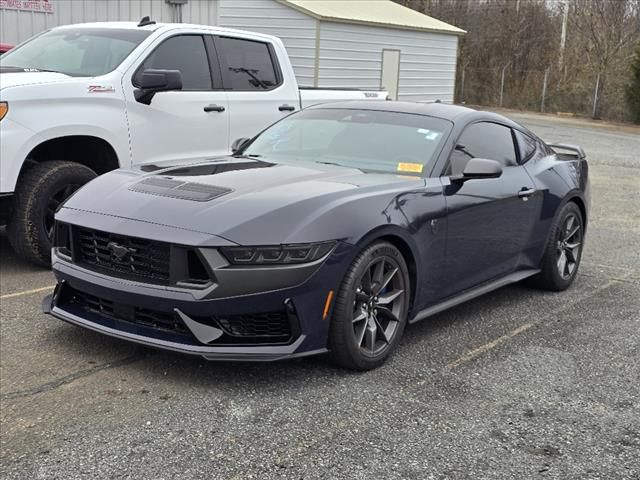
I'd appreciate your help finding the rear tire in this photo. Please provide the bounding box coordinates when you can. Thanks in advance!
[528,201,584,291]
[7,161,97,267]
[328,241,410,370]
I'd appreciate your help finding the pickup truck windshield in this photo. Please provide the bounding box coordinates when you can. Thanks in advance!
[0,28,151,77]
[244,108,451,176]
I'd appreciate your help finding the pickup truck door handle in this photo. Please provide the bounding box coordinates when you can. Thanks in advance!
[204,104,225,113]
[279,104,296,112]
[518,187,537,200]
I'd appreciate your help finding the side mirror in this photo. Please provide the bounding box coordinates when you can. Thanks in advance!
[231,137,251,154]
[134,69,183,105]
[451,158,503,182]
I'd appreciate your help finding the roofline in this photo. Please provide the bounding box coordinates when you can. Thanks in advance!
[276,0,466,36]
[50,21,284,43]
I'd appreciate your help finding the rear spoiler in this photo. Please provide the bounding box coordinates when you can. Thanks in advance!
[548,143,586,159]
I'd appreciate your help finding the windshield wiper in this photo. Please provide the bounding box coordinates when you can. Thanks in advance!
[229,67,269,89]
[314,160,364,172]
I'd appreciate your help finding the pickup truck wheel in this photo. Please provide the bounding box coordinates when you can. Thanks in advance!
[7,161,97,267]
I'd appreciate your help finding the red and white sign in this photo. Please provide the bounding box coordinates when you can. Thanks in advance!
[0,0,54,13]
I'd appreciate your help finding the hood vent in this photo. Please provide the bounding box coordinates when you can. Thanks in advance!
[130,177,232,202]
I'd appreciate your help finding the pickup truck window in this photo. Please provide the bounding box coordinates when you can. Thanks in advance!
[216,36,279,91]
[135,35,212,91]
[0,28,150,77]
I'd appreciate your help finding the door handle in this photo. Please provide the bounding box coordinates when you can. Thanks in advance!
[518,188,537,200]
[279,104,296,112]
[204,104,225,113]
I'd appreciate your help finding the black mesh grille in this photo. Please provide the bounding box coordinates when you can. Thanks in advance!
[216,313,291,340]
[74,227,171,284]
[61,285,296,346]
[69,289,190,336]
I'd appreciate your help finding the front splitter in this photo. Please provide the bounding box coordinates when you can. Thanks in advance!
[47,300,326,362]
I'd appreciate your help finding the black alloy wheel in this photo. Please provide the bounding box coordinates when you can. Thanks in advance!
[352,256,406,356]
[328,241,410,370]
[555,211,583,281]
[528,201,584,291]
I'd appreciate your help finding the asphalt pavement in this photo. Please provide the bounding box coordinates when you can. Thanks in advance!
[1,110,639,479]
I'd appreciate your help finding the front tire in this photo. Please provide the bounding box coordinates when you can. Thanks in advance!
[7,161,97,267]
[328,241,410,370]
[529,201,584,291]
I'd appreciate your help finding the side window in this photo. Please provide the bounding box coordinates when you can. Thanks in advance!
[447,122,518,175]
[215,36,279,91]
[514,130,538,163]
[135,35,212,90]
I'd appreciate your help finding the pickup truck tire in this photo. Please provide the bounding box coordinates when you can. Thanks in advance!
[8,161,97,267]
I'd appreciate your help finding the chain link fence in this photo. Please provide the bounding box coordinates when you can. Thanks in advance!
[457,66,627,121]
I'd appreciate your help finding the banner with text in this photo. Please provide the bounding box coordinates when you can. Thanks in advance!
[0,0,54,13]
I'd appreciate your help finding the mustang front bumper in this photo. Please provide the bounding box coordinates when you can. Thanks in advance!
[46,243,354,361]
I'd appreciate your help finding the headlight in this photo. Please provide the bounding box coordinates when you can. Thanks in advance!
[0,102,7,121]
[220,241,336,266]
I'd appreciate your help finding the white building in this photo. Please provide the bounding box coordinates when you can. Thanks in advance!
[1,0,464,101]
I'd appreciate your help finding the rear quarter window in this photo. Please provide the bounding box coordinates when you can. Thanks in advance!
[514,130,538,163]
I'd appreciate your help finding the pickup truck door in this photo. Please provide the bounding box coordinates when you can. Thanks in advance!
[122,33,230,166]
[213,35,299,144]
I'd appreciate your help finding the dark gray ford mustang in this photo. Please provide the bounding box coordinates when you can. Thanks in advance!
[46,102,589,370]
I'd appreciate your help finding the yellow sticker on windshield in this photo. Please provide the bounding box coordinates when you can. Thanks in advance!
[397,162,424,173]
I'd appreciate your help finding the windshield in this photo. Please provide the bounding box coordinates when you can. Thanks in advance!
[244,108,451,176]
[0,28,151,77]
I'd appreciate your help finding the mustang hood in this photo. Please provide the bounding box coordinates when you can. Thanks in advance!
[60,157,424,245]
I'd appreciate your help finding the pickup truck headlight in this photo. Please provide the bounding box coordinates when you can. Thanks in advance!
[220,241,336,266]
[0,102,7,121]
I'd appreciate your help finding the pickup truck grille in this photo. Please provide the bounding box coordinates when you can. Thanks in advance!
[73,227,171,284]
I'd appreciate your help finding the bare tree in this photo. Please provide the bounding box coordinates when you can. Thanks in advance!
[394,0,640,121]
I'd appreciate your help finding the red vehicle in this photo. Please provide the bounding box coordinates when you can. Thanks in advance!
[0,43,14,54]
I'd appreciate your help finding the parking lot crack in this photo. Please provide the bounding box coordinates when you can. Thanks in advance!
[0,351,149,401]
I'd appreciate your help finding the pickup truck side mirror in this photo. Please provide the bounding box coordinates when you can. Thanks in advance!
[231,137,252,154]
[134,69,183,105]
[451,158,503,182]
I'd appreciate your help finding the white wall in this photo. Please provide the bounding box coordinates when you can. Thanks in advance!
[0,0,218,45]
[317,21,458,102]
[218,0,316,87]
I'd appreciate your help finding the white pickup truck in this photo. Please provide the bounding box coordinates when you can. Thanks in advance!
[0,18,386,265]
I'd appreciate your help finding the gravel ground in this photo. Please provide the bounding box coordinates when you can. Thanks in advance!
[1,111,639,479]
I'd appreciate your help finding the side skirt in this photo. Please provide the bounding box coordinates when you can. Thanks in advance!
[409,269,540,324]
